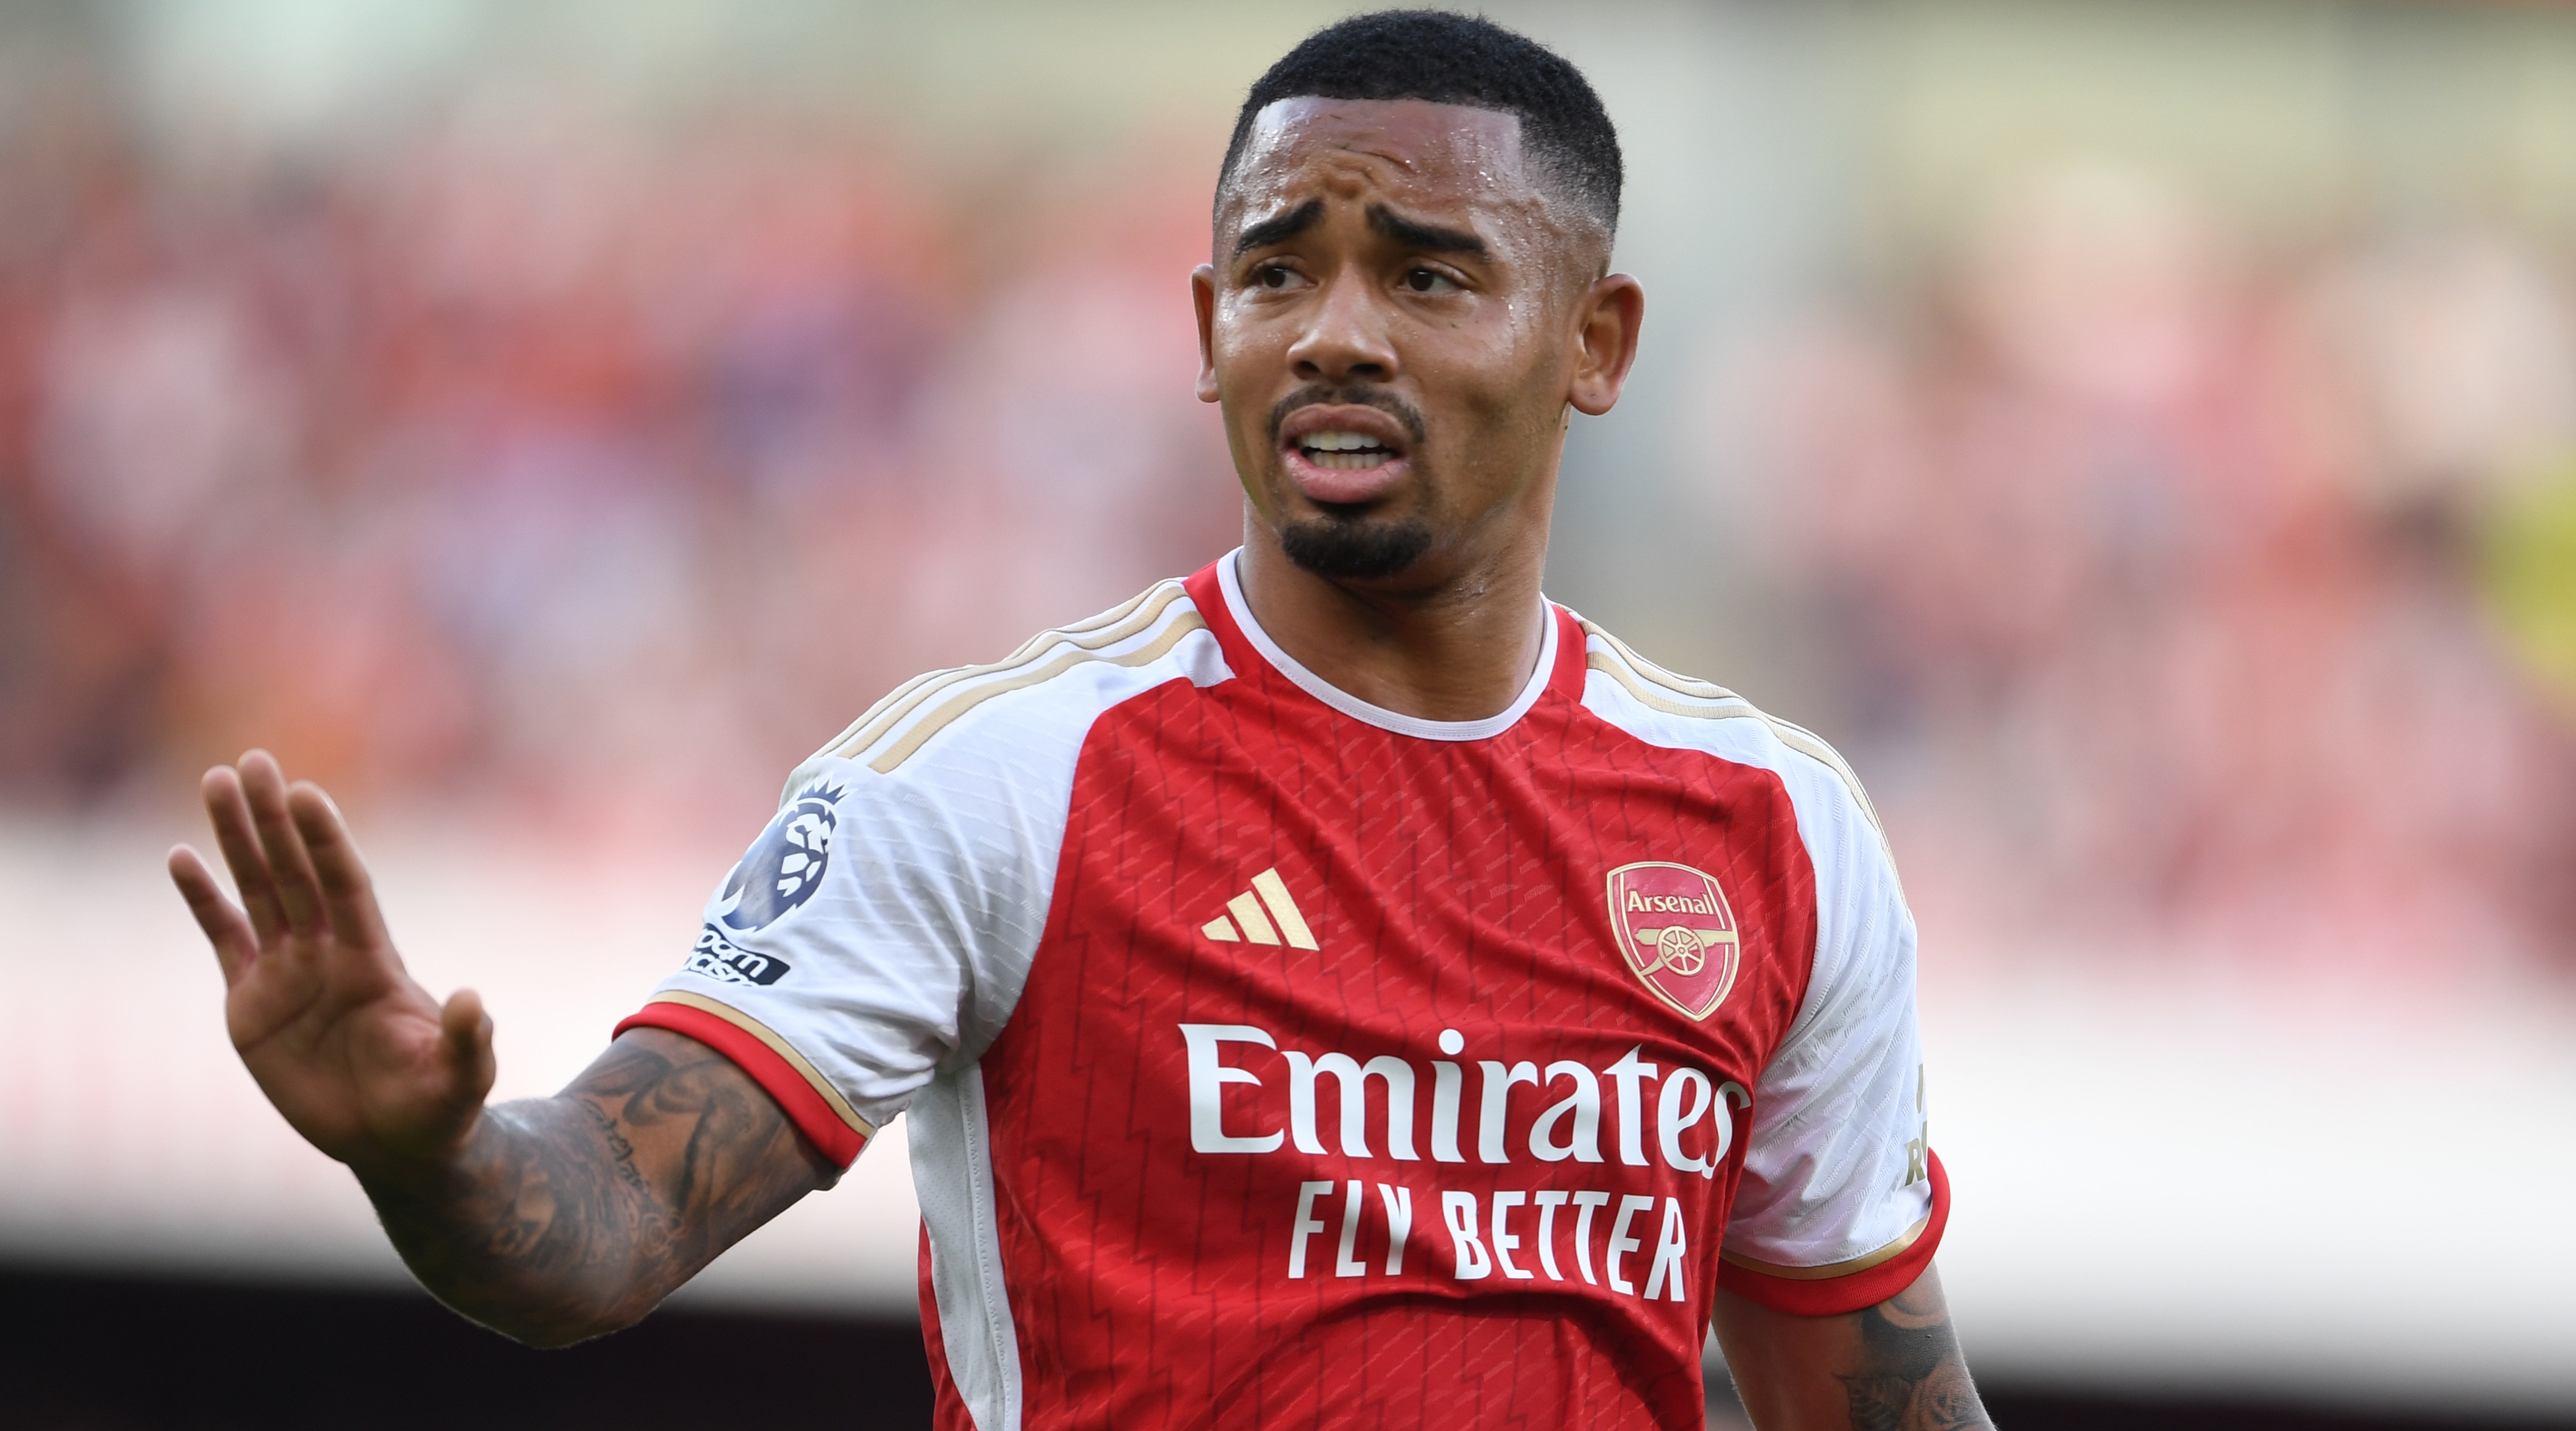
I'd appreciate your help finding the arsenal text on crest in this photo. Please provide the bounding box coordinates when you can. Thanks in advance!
[1604,861,1742,1021]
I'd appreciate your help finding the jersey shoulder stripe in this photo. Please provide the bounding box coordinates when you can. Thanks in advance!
[1577,618,1889,846]
[800,579,1173,766]
[794,579,1207,783]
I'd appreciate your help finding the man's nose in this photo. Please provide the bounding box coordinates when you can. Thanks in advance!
[1286,272,1398,385]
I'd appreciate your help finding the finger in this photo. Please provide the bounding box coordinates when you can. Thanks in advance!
[202,765,287,943]
[239,750,326,936]
[169,844,258,985]
[441,988,497,1107]
[287,782,392,951]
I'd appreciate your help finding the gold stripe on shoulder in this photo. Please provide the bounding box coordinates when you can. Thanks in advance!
[1581,621,1743,703]
[827,581,1189,764]
[1765,718,1889,838]
[800,581,1179,769]
[644,990,876,1139]
[1585,649,1757,721]
[801,662,969,771]
[1049,580,1169,637]
[1580,623,1890,845]
[866,608,1206,773]
[1719,1212,1931,1282]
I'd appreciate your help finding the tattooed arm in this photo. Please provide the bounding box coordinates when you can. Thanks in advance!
[1712,1264,1993,1431]
[170,753,834,1347]
[359,1029,834,1346]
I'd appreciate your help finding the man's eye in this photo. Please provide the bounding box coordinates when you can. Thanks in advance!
[1256,265,1299,290]
[1403,268,1457,294]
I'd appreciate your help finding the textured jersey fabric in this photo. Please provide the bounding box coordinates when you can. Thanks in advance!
[617,551,1946,1431]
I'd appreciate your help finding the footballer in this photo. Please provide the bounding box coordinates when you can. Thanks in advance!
[172,12,1990,1430]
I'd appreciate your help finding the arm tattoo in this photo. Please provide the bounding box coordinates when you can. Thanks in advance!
[359,1031,832,1346]
[578,1099,653,1207]
[1835,1281,1993,1431]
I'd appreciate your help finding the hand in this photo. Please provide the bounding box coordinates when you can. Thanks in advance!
[170,750,495,1173]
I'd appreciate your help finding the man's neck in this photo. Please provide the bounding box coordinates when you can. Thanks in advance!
[1233,529,1551,724]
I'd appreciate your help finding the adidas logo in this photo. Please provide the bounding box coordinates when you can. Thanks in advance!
[1200,868,1319,950]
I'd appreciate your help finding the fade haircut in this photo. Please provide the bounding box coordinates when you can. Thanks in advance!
[1217,10,1623,244]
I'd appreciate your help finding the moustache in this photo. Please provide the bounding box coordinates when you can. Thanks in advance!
[1264,385,1429,449]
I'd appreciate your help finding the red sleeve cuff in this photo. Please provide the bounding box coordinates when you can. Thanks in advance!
[614,1000,869,1169]
[1718,1149,1949,1317]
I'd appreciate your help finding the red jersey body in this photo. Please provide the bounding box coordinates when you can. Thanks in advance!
[622,554,1946,1431]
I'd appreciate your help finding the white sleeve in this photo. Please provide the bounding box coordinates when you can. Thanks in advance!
[617,584,1228,1165]
[1570,619,1945,1309]
[620,732,1066,1157]
[1722,767,1939,1279]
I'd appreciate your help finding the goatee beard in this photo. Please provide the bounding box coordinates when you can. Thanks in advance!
[1278,516,1434,580]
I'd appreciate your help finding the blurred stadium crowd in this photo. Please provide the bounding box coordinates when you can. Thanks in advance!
[1730,165,2576,971]
[0,81,1238,831]
[1,62,2571,971]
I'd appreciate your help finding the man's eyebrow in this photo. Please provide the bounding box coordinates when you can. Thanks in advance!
[1368,204,1486,257]
[1233,199,1323,256]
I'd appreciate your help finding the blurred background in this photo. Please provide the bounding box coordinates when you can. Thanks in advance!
[2,0,2572,1426]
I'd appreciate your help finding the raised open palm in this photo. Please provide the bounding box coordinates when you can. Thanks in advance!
[170,750,495,1170]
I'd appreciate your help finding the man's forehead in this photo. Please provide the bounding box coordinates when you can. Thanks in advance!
[1226,97,1532,214]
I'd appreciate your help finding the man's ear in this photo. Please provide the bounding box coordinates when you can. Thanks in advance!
[1567,272,1645,417]
[1193,265,1221,404]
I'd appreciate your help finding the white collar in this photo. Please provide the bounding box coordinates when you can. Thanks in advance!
[1217,548,1557,742]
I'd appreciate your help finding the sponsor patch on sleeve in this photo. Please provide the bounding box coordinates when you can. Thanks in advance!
[684,922,793,987]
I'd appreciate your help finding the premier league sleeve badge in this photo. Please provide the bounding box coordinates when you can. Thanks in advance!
[714,781,845,934]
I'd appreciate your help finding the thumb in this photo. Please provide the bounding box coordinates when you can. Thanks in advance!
[440,987,497,1107]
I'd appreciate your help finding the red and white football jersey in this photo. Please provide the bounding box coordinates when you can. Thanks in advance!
[619,551,1947,1431]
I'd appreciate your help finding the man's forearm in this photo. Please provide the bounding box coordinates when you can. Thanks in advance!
[356,1029,831,1347]
[357,1095,658,1346]
[1715,1264,1993,1431]
[1820,1280,1988,1431]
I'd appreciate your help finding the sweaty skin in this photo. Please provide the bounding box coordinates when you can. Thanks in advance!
[1196,97,1640,722]
[173,96,1990,1429]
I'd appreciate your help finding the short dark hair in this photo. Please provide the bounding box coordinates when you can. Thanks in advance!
[1217,10,1623,242]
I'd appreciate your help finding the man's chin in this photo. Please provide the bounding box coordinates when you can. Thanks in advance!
[1278,513,1434,581]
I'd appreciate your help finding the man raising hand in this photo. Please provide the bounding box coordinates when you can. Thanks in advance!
[177,13,1989,1428]
[171,752,833,1345]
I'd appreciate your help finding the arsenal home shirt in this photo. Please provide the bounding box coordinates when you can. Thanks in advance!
[618,551,1948,1431]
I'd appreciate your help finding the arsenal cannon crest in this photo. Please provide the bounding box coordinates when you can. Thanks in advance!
[1605,861,1742,1021]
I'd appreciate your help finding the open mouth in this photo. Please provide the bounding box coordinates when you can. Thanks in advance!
[1295,431,1398,471]
[1276,403,1416,504]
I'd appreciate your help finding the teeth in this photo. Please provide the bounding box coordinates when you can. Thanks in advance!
[1300,431,1387,453]
[1309,450,1387,470]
